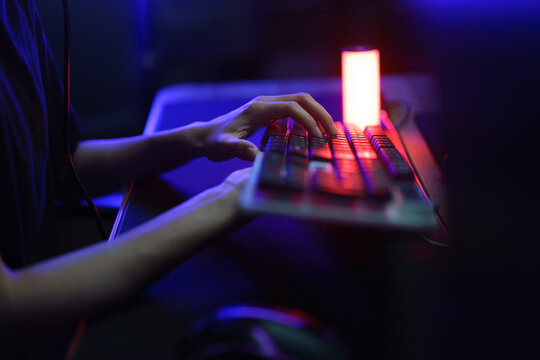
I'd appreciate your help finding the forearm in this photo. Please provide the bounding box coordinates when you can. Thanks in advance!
[1,183,237,334]
[73,121,211,196]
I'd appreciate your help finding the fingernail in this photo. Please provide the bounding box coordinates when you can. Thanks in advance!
[314,127,323,138]
[249,146,258,156]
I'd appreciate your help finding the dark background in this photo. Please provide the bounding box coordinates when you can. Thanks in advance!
[36,0,427,139]
[33,1,540,358]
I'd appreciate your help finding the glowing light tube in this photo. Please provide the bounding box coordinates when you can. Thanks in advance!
[342,47,380,129]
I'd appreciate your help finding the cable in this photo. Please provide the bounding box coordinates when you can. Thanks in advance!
[417,234,452,248]
[63,320,87,360]
[61,0,105,358]
[61,0,107,241]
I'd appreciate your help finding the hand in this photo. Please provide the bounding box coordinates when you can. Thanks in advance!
[217,167,255,226]
[216,167,252,203]
[203,93,338,162]
[221,167,252,191]
[167,168,251,230]
[179,167,252,216]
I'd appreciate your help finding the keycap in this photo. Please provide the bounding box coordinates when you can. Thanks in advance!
[378,147,414,180]
[328,137,356,160]
[350,132,377,159]
[371,137,394,152]
[331,148,356,160]
[358,159,391,197]
[285,159,309,190]
[341,173,365,196]
[259,152,285,187]
[312,167,364,197]
[312,167,340,194]
[311,148,332,161]
[260,118,288,151]
[288,134,308,157]
[354,148,378,159]
[310,138,333,161]
[265,136,287,153]
[349,132,371,146]
[365,126,386,140]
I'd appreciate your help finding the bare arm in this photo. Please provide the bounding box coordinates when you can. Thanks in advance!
[73,121,210,196]
[73,93,337,196]
[0,169,249,342]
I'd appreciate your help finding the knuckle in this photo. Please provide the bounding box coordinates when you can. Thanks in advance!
[298,92,313,102]
[286,101,300,111]
[247,101,264,113]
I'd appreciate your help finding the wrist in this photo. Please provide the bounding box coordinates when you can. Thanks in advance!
[213,182,242,216]
[165,121,214,159]
[192,121,219,159]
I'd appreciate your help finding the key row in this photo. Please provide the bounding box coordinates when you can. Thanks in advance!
[260,120,414,181]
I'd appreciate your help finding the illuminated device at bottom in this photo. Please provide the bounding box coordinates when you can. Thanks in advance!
[341,47,380,129]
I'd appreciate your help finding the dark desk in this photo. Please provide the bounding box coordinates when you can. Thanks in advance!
[77,76,449,360]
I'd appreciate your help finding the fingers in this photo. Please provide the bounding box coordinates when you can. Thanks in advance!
[255,93,337,136]
[253,101,324,137]
[233,139,258,161]
[215,134,258,162]
[223,167,252,189]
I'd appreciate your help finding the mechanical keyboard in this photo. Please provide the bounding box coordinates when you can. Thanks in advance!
[239,114,437,232]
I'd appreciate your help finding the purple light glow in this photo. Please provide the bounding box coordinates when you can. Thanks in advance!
[405,0,540,22]
[215,305,308,329]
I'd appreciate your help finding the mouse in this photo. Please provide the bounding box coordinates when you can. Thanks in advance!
[177,303,350,360]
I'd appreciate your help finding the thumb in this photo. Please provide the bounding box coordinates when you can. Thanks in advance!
[222,136,259,161]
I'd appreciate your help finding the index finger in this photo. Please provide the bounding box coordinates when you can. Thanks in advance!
[249,101,322,137]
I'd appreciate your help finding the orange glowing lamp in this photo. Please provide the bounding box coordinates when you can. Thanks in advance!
[342,47,380,129]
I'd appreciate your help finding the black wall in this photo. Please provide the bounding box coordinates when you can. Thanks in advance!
[36,0,418,138]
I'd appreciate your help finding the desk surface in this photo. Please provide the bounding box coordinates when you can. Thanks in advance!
[78,75,449,360]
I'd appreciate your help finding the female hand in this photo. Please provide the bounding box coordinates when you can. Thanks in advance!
[177,167,252,219]
[203,93,337,162]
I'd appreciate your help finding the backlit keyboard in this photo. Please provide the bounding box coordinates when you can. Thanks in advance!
[239,116,437,232]
[258,118,413,198]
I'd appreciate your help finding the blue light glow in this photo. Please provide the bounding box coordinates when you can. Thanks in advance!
[406,0,540,19]
[215,305,307,329]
